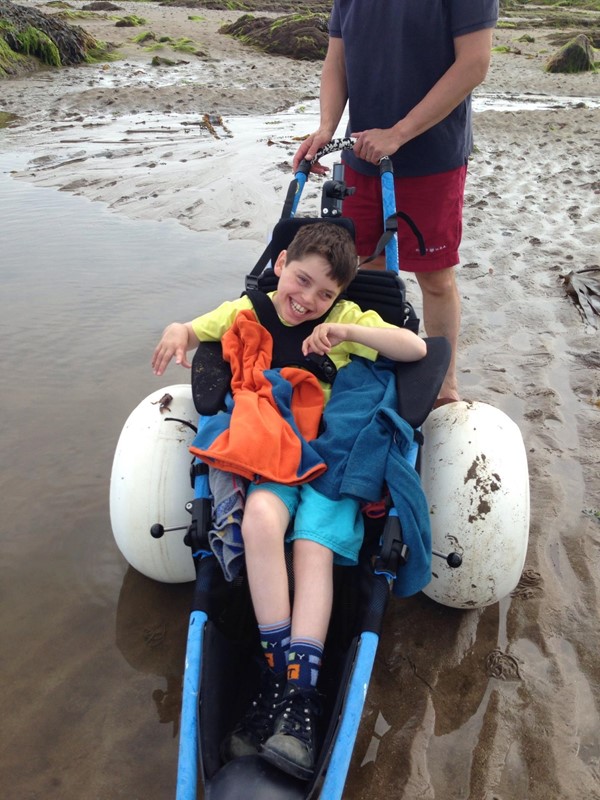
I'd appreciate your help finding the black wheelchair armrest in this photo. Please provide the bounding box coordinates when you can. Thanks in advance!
[396,336,451,429]
[191,341,232,416]
[192,336,451,426]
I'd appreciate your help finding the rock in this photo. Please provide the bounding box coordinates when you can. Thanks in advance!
[545,33,596,74]
[220,12,329,61]
[183,1,330,11]
[151,55,186,67]
[82,1,122,9]
[0,0,99,74]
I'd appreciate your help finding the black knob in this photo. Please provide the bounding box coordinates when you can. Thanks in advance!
[447,552,462,568]
[322,360,336,379]
[150,524,165,539]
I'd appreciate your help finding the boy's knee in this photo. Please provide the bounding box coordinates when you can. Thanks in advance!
[241,514,274,548]
[242,490,288,547]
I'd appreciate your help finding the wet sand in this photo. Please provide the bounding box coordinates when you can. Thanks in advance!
[1,3,599,799]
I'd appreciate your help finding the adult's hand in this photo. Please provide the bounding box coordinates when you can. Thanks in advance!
[292,130,335,175]
[351,127,404,165]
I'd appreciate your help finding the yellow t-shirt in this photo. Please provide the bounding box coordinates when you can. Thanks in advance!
[191,292,395,402]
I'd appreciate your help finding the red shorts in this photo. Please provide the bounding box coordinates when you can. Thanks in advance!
[341,163,467,272]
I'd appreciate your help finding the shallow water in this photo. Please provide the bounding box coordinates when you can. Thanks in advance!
[0,157,254,799]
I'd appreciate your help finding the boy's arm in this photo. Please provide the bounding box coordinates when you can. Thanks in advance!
[302,322,426,362]
[152,322,200,376]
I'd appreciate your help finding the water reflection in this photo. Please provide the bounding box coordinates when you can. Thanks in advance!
[115,567,192,736]
[0,164,252,799]
[346,592,502,798]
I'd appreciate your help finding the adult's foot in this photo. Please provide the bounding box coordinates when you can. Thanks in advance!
[433,395,460,409]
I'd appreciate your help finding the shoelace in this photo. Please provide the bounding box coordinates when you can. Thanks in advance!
[278,691,319,745]
[243,676,286,737]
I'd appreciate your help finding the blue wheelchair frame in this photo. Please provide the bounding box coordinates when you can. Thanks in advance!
[174,140,448,800]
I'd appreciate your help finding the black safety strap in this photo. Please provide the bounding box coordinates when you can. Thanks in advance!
[247,290,338,384]
[359,211,426,268]
[244,182,306,291]
[245,242,274,291]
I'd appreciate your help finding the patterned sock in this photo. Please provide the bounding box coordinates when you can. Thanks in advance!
[258,618,291,674]
[287,637,324,689]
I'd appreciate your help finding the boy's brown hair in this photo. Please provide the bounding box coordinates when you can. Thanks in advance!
[285,222,357,291]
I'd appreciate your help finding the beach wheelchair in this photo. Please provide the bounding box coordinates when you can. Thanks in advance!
[110,141,530,800]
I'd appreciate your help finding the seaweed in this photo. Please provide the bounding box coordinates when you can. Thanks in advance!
[0,0,104,75]
[7,23,62,65]
[0,30,26,75]
[220,11,329,60]
[562,268,600,328]
[114,14,147,27]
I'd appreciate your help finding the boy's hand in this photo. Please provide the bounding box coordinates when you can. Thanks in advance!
[152,323,192,376]
[302,323,346,356]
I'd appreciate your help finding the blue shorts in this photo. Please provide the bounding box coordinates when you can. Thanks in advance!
[247,481,364,566]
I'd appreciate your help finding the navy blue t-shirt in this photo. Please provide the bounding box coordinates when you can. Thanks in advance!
[329,0,498,177]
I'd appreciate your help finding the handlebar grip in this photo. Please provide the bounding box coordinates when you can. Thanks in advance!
[312,137,356,163]
[296,159,312,176]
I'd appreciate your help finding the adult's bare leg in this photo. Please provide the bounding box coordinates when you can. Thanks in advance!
[414,266,461,402]
[357,254,461,401]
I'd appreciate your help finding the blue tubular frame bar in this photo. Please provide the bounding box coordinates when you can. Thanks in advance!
[290,171,308,218]
[380,158,399,274]
[176,418,214,799]
[176,609,207,800]
[318,632,379,798]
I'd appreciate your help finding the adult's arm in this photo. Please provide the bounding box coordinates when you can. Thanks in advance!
[352,27,494,164]
[292,36,348,173]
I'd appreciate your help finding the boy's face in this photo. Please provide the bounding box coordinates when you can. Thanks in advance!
[272,251,342,325]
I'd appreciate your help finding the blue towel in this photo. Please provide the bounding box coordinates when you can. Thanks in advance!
[311,356,432,597]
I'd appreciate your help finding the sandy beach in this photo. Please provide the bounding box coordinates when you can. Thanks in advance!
[1,2,599,798]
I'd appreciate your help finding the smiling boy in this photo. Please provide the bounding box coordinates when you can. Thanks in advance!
[152,223,425,779]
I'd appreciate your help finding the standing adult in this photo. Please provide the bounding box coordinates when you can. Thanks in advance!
[293,1,499,404]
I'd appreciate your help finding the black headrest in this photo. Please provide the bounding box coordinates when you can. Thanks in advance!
[269,217,355,267]
[251,266,418,331]
[344,269,419,330]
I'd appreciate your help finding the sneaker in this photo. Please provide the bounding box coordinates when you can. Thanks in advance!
[260,683,321,780]
[220,669,287,761]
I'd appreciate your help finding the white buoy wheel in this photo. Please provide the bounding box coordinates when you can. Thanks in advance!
[110,385,198,583]
[420,401,530,609]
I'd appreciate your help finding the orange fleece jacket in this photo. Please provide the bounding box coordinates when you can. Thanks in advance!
[190,310,327,484]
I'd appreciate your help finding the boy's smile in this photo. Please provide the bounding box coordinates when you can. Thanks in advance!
[272,252,341,325]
